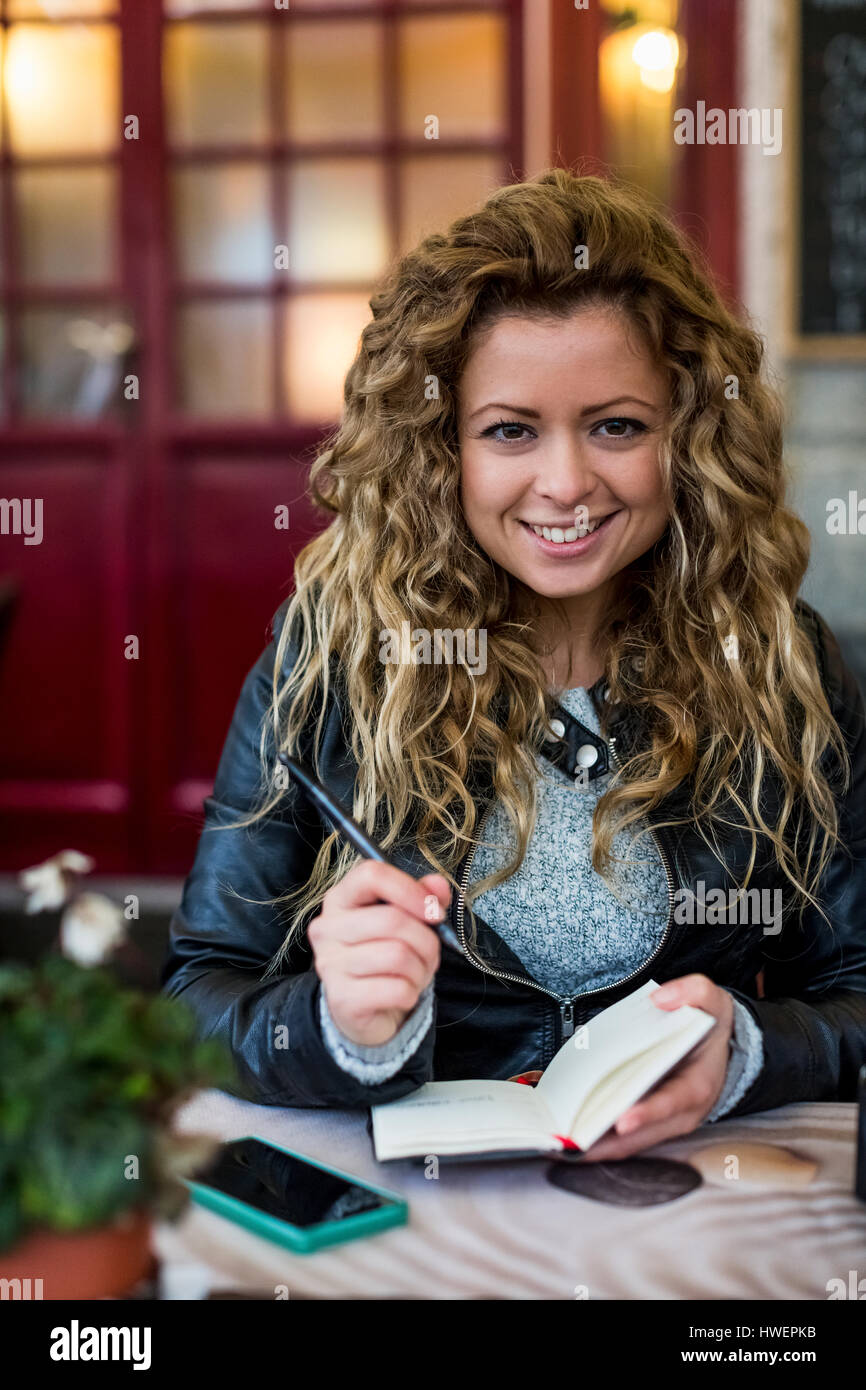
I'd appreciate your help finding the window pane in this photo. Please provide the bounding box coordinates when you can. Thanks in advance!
[285,20,383,141]
[7,0,116,13]
[176,301,272,418]
[15,168,116,286]
[172,162,272,284]
[286,159,388,281]
[165,0,266,13]
[398,14,506,139]
[283,292,370,422]
[17,305,133,419]
[164,21,270,147]
[398,153,502,254]
[5,24,120,157]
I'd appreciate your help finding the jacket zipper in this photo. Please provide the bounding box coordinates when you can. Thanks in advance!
[454,731,678,1045]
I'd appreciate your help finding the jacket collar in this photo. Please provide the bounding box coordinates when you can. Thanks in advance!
[541,676,611,781]
[536,673,635,783]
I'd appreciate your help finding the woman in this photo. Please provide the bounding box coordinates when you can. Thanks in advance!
[163,169,866,1162]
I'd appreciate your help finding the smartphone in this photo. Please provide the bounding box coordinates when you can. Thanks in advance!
[185,1135,408,1253]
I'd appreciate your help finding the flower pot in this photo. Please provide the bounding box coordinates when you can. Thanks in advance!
[0,1208,153,1300]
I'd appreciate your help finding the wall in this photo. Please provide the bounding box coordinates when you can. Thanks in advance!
[740,0,866,682]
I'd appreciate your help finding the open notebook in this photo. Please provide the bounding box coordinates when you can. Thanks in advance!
[371,980,715,1161]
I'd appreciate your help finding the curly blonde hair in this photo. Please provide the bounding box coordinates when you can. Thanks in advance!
[217,168,850,972]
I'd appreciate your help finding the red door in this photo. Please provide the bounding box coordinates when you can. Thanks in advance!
[0,0,525,874]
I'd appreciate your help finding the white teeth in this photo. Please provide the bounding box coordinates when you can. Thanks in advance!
[530,519,601,542]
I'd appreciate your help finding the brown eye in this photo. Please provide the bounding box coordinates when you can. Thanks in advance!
[592,417,646,439]
[481,419,534,444]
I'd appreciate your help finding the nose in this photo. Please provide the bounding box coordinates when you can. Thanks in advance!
[534,432,597,512]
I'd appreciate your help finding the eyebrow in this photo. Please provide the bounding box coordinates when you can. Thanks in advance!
[468,396,661,421]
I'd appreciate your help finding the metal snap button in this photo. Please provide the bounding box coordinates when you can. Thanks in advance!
[575,743,599,768]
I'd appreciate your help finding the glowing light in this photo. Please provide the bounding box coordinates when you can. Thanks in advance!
[3,24,118,156]
[631,28,680,93]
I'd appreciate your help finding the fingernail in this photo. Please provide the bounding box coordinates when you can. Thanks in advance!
[652,985,677,1004]
[423,893,445,922]
[617,1112,641,1134]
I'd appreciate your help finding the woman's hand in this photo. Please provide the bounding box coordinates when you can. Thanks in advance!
[580,974,735,1162]
[308,860,450,1047]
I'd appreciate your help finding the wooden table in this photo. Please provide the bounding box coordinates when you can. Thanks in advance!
[153,1089,866,1300]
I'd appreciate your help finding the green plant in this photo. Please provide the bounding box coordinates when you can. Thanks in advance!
[0,954,236,1252]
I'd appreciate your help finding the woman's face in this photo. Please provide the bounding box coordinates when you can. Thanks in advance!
[457,304,671,614]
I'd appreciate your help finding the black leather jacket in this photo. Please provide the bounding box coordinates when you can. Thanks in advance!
[162,597,866,1119]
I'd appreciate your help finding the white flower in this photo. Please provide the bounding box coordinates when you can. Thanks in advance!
[60,892,127,967]
[18,849,96,914]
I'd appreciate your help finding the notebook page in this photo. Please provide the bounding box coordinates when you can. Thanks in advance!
[536,979,714,1133]
[372,1078,553,1159]
[571,1011,715,1150]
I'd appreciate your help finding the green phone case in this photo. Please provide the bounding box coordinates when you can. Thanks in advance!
[184,1134,409,1254]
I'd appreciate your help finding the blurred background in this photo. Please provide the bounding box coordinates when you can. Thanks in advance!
[0,0,863,978]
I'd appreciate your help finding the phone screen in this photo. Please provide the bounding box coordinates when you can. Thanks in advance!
[191,1138,397,1228]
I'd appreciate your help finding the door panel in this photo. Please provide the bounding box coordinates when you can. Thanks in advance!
[0,445,133,870]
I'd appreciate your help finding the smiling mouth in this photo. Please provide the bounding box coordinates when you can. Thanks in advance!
[519,512,621,544]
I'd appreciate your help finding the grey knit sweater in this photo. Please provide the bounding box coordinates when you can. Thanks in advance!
[319,685,764,1121]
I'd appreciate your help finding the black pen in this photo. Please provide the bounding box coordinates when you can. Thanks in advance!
[276,750,461,951]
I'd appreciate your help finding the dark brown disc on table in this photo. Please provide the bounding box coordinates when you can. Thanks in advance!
[546,1156,702,1206]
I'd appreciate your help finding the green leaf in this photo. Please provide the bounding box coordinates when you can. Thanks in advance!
[2,954,235,1242]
